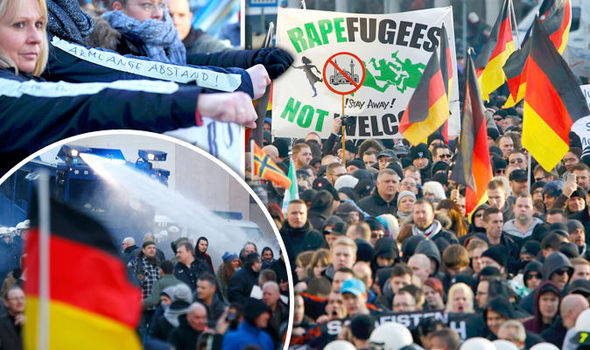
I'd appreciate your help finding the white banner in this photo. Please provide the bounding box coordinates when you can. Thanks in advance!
[272,7,459,139]
[51,37,242,92]
[571,84,590,149]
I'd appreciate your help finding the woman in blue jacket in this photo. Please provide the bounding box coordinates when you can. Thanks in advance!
[0,0,258,173]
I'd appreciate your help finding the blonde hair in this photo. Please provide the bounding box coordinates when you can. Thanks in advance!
[445,282,474,313]
[0,0,48,76]
[310,249,331,270]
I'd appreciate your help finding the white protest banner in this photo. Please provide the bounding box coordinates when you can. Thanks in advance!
[51,37,242,92]
[571,84,590,149]
[272,7,459,139]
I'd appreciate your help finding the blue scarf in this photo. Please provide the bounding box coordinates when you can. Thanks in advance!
[103,10,186,65]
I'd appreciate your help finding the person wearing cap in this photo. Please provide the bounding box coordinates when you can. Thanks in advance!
[480,246,509,276]
[337,140,358,163]
[358,169,400,217]
[503,194,542,244]
[341,278,371,317]
[323,219,348,249]
[376,149,397,170]
[129,241,162,302]
[543,181,565,213]
[150,284,194,341]
[409,144,432,181]
[222,298,274,350]
[492,156,508,178]
[397,190,417,220]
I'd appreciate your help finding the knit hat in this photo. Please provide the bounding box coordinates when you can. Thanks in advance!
[491,156,507,173]
[344,140,358,153]
[347,159,365,170]
[244,298,270,324]
[272,138,290,158]
[567,219,585,233]
[520,241,541,257]
[509,169,528,182]
[409,144,432,161]
[397,190,417,208]
[487,127,500,141]
[431,161,449,174]
[374,237,398,260]
[223,252,238,262]
[482,246,508,267]
[334,175,359,191]
[350,314,374,340]
[560,242,580,258]
[143,240,156,248]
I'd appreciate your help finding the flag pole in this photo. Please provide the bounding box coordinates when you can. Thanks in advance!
[38,170,50,350]
[509,0,521,49]
[342,95,346,167]
[527,152,532,194]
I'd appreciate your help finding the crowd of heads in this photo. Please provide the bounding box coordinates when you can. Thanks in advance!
[251,86,590,349]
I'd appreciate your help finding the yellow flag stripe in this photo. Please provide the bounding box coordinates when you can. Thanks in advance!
[25,297,141,350]
[403,94,449,146]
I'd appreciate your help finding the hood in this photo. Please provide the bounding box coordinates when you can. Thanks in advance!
[523,261,543,279]
[530,281,561,331]
[309,190,334,216]
[414,239,441,272]
[401,235,425,261]
[542,252,573,281]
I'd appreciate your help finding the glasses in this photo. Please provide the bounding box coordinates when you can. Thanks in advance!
[525,273,541,280]
[136,2,167,12]
[495,169,506,174]
[554,269,569,275]
[439,154,452,159]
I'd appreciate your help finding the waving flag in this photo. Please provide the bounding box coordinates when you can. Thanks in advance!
[474,0,516,101]
[253,142,291,188]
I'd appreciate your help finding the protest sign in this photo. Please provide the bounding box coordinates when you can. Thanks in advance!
[571,84,590,149]
[323,310,484,341]
[272,7,459,139]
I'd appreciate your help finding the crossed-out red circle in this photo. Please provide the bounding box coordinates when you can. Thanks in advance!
[322,52,366,95]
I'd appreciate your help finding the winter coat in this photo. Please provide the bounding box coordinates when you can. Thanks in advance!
[222,320,274,350]
[199,294,227,328]
[0,67,204,174]
[227,264,259,304]
[183,27,233,55]
[357,191,398,217]
[279,221,324,265]
[122,245,140,264]
[195,251,214,274]
[540,316,567,347]
[167,314,203,350]
[0,314,22,350]
[473,232,521,275]
[174,259,209,291]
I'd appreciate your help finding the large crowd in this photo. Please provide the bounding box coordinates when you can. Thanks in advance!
[248,86,590,349]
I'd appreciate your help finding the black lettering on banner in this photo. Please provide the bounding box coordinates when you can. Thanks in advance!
[358,116,370,137]
[396,21,413,46]
[424,26,441,52]
[409,23,428,49]
[378,19,396,44]
[383,113,398,135]
[359,18,377,43]
[346,17,359,42]
[371,115,384,136]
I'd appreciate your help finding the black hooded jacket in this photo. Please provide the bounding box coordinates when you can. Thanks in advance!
[227,263,259,304]
[279,221,324,264]
[523,281,561,334]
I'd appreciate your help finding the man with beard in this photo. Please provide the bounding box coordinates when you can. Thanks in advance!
[280,199,324,266]
[129,241,161,301]
[412,199,458,244]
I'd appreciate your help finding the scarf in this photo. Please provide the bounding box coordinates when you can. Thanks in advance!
[412,220,442,238]
[46,0,94,45]
[102,10,186,65]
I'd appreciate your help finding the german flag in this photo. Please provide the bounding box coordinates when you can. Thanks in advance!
[437,23,453,143]
[522,15,589,171]
[475,0,516,101]
[503,0,572,107]
[450,52,493,215]
[400,49,449,146]
[24,196,142,350]
[253,142,291,188]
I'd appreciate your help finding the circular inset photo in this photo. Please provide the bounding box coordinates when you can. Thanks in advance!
[0,131,292,350]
